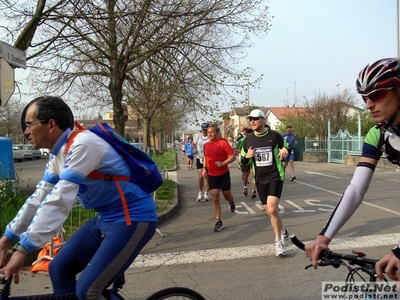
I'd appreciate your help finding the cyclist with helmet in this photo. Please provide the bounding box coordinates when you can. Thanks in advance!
[305,57,400,281]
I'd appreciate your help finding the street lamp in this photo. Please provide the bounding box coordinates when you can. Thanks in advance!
[336,83,340,93]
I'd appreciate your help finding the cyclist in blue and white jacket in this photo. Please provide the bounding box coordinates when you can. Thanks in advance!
[0,96,157,300]
[306,58,400,282]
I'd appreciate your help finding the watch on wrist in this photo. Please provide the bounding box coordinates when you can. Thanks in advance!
[13,243,29,255]
[392,246,400,259]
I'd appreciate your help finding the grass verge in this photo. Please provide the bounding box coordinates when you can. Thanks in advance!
[0,148,177,237]
[155,179,175,213]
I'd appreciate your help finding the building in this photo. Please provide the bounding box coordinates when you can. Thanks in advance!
[265,107,307,130]
[221,106,269,138]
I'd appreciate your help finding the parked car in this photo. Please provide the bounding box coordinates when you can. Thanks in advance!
[12,145,24,162]
[130,142,144,150]
[40,148,50,156]
[25,145,41,159]
[19,145,33,161]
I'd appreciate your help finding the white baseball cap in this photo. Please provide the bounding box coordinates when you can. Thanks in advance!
[247,109,265,119]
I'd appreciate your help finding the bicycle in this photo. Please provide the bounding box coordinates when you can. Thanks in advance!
[290,234,400,299]
[0,275,205,300]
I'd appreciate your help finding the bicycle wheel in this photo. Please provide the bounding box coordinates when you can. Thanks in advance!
[146,287,205,300]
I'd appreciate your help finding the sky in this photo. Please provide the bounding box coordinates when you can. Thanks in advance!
[238,0,398,110]
[8,0,399,118]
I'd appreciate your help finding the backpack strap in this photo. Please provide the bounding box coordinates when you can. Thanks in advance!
[66,121,85,153]
[66,122,132,226]
[87,171,131,225]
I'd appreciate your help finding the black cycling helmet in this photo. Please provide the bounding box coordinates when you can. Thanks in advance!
[356,58,400,94]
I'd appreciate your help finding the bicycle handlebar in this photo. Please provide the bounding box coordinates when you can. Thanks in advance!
[0,274,6,284]
[290,234,378,269]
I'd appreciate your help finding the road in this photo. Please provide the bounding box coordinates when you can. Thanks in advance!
[12,158,48,193]
[9,156,400,299]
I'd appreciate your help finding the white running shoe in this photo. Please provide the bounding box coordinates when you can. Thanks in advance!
[281,228,290,247]
[203,193,209,202]
[196,192,203,202]
[275,240,286,257]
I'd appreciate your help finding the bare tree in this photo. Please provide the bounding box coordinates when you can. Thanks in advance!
[0,0,272,138]
[277,88,362,138]
[0,98,26,143]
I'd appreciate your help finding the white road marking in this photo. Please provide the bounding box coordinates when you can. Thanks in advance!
[294,180,343,196]
[303,171,341,179]
[285,200,315,213]
[131,233,400,268]
[240,202,256,214]
[295,180,400,216]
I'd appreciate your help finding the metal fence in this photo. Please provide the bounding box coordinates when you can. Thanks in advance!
[302,118,367,164]
[64,202,97,239]
[328,130,363,163]
[304,129,364,164]
[304,138,328,153]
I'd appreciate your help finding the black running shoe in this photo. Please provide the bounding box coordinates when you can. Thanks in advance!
[214,220,224,232]
[229,201,236,213]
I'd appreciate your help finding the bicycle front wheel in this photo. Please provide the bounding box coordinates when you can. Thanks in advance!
[146,287,205,300]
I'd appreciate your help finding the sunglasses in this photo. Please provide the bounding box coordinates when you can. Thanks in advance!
[361,87,393,103]
[248,117,260,121]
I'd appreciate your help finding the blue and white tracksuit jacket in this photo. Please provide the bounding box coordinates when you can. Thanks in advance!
[4,128,157,299]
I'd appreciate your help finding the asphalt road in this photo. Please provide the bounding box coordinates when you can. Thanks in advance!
[9,155,400,299]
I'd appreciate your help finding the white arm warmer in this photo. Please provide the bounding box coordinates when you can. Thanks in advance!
[321,164,374,240]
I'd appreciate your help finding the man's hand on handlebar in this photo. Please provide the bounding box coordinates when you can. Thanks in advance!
[0,236,12,269]
[305,235,331,269]
[0,251,26,284]
[376,253,400,281]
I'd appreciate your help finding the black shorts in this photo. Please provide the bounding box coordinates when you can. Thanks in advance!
[196,158,204,169]
[241,164,251,173]
[187,155,194,159]
[256,180,283,205]
[208,171,231,191]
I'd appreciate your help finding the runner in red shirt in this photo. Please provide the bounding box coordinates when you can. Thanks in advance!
[202,124,236,232]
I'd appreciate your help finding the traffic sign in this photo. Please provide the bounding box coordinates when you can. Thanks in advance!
[0,58,15,107]
[0,41,26,69]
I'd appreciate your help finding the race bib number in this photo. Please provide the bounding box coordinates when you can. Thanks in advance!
[254,147,273,167]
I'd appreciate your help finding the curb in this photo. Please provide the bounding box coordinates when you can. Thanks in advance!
[157,151,180,227]
[157,182,180,228]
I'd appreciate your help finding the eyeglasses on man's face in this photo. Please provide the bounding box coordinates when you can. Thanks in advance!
[25,120,45,128]
[361,87,394,103]
[248,117,260,121]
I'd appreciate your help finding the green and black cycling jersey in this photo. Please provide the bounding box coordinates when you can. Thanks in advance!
[241,130,290,183]
[362,125,400,165]
[321,125,400,239]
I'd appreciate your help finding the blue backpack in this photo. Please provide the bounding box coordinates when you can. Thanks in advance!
[67,122,163,225]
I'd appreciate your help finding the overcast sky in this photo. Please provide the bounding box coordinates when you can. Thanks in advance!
[240,0,398,110]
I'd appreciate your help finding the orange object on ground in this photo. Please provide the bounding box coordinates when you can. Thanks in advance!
[30,236,64,273]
